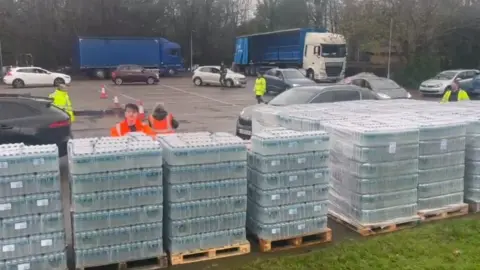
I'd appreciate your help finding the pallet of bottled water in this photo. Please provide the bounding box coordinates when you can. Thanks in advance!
[324,119,422,230]
[247,128,332,250]
[0,143,67,270]
[160,132,250,265]
[69,134,167,269]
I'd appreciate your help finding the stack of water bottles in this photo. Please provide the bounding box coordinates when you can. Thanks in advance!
[407,116,467,211]
[69,134,164,268]
[327,119,421,225]
[0,143,66,270]
[160,132,249,254]
[459,107,480,208]
[247,128,331,240]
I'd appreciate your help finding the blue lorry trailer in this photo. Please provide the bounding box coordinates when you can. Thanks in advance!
[233,28,347,81]
[76,37,185,79]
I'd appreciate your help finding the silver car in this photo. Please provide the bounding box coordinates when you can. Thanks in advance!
[419,69,479,95]
[192,66,247,88]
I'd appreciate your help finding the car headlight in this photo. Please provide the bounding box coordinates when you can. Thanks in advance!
[407,92,412,98]
[377,93,391,99]
[291,84,300,87]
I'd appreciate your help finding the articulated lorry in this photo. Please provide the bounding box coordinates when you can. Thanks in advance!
[76,37,185,79]
[233,28,347,82]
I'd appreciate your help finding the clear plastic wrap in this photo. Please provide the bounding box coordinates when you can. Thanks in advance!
[465,174,480,189]
[247,184,328,207]
[165,178,247,203]
[75,239,163,268]
[0,192,62,218]
[165,228,246,254]
[0,172,60,198]
[0,213,64,239]
[166,196,247,220]
[418,165,465,184]
[247,151,329,173]
[247,167,329,190]
[74,222,163,249]
[0,232,65,260]
[418,178,464,198]
[417,192,464,210]
[418,151,465,170]
[165,213,246,237]
[158,132,246,166]
[419,137,466,155]
[247,200,328,224]
[163,161,246,184]
[246,216,328,241]
[4,252,66,270]
[330,139,418,163]
[0,144,59,176]
[251,128,329,155]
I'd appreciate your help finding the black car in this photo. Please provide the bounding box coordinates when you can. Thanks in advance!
[264,68,316,94]
[236,85,380,139]
[341,73,412,99]
[0,94,72,156]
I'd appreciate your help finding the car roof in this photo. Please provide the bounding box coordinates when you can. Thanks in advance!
[442,69,478,73]
[291,84,364,92]
[198,66,220,69]
[267,68,299,72]
[12,66,41,70]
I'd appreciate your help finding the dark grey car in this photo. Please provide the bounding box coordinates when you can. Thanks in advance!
[236,85,380,139]
[341,73,411,99]
[264,68,316,94]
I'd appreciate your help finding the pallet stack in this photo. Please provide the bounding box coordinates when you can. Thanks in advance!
[69,134,166,269]
[247,128,332,251]
[159,132,250,265]
[327,119,421,235]
[409,117,468,220]
[0,144,66,269]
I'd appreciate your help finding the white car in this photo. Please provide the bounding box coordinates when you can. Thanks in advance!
[419,69,479,95]
[192,66,247,88]
[3,67,72,88]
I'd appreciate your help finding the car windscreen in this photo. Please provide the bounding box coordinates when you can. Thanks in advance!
[282,70,305,79]
[434,71,457,80]
[321,44,347,58]
[268,89,318,106]
[368,79,402,90]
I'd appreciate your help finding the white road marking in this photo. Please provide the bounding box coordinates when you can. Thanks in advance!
[160,84,239,107]
[102,86,139,101]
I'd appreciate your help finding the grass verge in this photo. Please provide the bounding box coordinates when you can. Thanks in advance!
[235,216,480,270]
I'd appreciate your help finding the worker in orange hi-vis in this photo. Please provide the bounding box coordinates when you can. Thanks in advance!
[111,103,155,137]
[148,103,179,134]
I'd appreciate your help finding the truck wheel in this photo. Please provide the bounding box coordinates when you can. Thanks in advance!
[146,77,155,85]
[167,69,176,76]
[114,78,123,85]
[94,69,106,79]
[193,77,203,86]
[54,78,65,87]
[225,79,234,88]
[307,69,315,80]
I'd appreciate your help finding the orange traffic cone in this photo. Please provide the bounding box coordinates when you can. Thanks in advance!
[100,85,108,99]
[113,96,120,108]
[137,100,145,120]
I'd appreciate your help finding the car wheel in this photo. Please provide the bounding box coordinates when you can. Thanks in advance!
[12,79,24,88]
[114,78,123,85]
[54,78,65,87]
[193,77,203,86]
[146,77,155,85]
[225,79,234,88]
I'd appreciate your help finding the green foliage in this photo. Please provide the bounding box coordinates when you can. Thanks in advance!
[394,55,441,88]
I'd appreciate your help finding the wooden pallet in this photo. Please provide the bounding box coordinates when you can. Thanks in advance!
[169,242,250,265]
[76,255,168,270]
[251,228,332,252]
[467,200,480,213]
[418,203,469,222]
[329,210,420,236]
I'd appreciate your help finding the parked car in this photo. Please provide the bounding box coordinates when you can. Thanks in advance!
[0,94,72,156]
[236,85,380,139]
[341,73,412,99]
[111,64,160,85]
[419,69,480,95]
[263,68,316,94]
[192,66,247,88]
[3,67,72,88]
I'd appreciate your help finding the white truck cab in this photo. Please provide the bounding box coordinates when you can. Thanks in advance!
[303,33,347,82]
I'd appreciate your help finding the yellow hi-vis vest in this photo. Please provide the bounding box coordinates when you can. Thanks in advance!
[49,89,75,122]
[440,89,470,103]
[254,77,266,96]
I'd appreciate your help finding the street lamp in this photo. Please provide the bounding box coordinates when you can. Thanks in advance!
[387,18,393,79]
[190,30,195,71]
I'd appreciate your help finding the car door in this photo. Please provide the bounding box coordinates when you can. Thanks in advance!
[15,68,35,85]
[263,70,277,92]
[458,70,476,91]
[309,91,335,103]
[119,65,133,82]
[0,101,41,144]
[210,68,221,85]
[130,65,145,82]
[33,68,52,85]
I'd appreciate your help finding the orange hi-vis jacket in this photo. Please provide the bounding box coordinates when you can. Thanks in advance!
[110,119,155,137]
[149,114,175,134]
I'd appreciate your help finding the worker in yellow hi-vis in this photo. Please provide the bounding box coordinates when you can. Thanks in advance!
[49,84,75,122]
